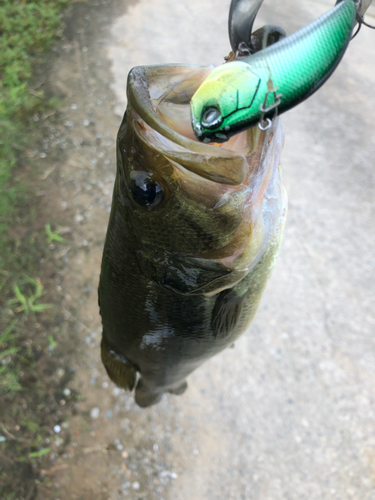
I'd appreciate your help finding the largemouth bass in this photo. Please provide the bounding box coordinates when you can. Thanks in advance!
[98,62,287,407]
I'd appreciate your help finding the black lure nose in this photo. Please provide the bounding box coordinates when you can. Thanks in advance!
[202,107,222,129]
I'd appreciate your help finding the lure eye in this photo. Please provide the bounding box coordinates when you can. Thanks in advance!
[130,171,164,209]
[202,107,222,129]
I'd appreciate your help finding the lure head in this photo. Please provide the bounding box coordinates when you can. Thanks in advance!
[191,61,261,143]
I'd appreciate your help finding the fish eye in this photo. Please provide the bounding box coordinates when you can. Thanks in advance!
[130,171,164,209]
[202,107,222,129]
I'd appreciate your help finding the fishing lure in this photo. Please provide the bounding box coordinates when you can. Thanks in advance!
[191,0,360,143]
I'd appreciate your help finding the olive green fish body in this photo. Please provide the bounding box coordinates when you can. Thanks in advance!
[191,0,356,142]
[99,64,287,407]
[100,205,285,407]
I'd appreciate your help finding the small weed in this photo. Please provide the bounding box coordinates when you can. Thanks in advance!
[23,421,38,434]
[0,318,18,346]
[48,335,57,350]
[9,276,52,315]
[0,366,23,393]
[45,223,66,244]
[28,447,50,458]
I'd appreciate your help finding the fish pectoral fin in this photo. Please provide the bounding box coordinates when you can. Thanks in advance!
[212,288,246,340]
[101,338,137,391]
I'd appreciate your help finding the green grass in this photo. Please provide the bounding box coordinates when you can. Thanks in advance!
[0,0,74,411]
[10,276,52,315]
[0,2,82,496]
[0,0,72,248]
[45,223,66,243]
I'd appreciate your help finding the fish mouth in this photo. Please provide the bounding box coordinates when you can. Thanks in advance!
[125,63,286,282]
[126,64,251,186]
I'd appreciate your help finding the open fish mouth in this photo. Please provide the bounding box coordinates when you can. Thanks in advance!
[121,63,287,286]
[126,63,255,186]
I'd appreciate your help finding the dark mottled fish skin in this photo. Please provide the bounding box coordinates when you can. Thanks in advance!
[98,62,287,407]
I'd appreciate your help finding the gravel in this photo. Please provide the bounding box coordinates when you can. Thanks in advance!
[90,407,100,419]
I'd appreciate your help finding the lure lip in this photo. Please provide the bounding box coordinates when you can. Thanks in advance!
[355,0,373,18]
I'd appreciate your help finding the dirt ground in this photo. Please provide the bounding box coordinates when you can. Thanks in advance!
[21,0,375,499]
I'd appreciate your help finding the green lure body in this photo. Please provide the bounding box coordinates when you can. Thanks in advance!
[191,0,357,143]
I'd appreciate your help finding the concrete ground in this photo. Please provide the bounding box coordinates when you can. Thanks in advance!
[44,0,375,498]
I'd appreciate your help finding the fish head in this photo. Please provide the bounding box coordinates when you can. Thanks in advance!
[190,61,261,143]
[112,64,286,296]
